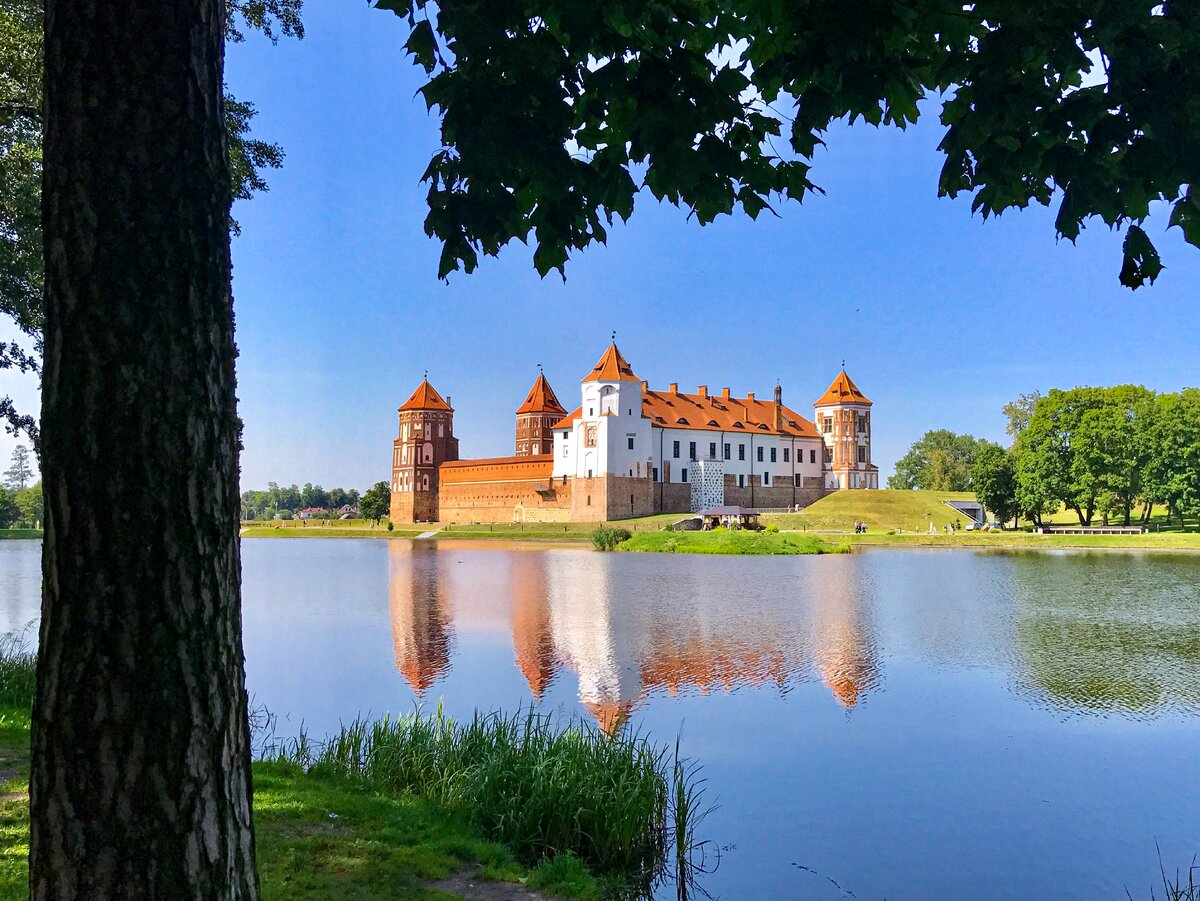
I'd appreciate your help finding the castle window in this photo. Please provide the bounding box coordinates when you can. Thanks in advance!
[673,440,680,459]
[627,436,635,450]
[707,420,718,427]
[585,425,597,448]
[825,447,833,463]
[689,442,697,461]
[562,443,568,458]
[738,474,745,487]
[770,447,777,463]
[810,449,817,464]
[783,448,790,463]
[757,446,764,463]
[723,443,730,460]
[738,444,745,461]
[795,474,803,487]
[822,417,832,433]
[588,408,594,416]
[858,446,867,463]
[763,472,770,486]
[681,468,688,483]
[653,467,659,482]
[708,442,716,459]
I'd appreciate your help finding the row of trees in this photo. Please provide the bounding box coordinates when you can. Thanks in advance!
[973,387,1200,527]
[240,481,360,520]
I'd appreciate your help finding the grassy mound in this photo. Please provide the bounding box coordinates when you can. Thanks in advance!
[620,530,847,555]
[764,489,979,533]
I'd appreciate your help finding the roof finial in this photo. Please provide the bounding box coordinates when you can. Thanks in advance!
[841,358,845,370]
[537,362,543,374]
[424,368,429,381]
[611,330,616,343]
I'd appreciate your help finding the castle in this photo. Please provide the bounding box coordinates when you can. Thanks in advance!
[389,342,878,524]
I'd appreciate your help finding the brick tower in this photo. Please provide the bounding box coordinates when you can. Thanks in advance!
[813,369,878,490]
[390,378,459,523]
[515,370,567,456]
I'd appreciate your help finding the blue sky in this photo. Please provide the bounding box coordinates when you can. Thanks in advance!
[4,0,1199,490]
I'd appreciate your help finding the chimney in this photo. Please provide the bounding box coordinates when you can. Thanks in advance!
[640,380,648,393]
[746,392,755,402]
[698,385,708,398]
[774,385,783,431]
[721,387,731,399]
[669,382,678,394]
[446,395,452,409]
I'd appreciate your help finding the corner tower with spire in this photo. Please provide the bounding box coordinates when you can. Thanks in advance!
[514,370,567,457]
[813,369,878,490]
[390,377,460,523]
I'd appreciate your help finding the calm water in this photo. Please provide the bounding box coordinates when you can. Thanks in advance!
[2,539,1199,899]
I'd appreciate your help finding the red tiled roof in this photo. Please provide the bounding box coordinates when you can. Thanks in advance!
[814,371,871,407]
[552,392,819,438]
[515,373,567,415]
[581,343,640,382]
[399,379,452,412]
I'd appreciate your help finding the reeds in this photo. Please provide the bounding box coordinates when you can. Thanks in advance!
[275,705,711,896]
[0,626,36,709]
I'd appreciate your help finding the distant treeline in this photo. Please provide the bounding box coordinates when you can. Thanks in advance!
[240,482,362,521]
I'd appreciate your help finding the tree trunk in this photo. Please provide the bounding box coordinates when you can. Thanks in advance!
[32,0,258,897]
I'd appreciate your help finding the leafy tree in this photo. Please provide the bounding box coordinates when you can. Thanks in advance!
[0,485,18,527]
[888,430,995,491]
[1002,392,1042,442]
[381,0,1200,285]
[14,479,40,525]
[4,443,33,488]
[971,444,1018,526]
[0,0,301,441]
[359,481,391,522]
[1143,389,1200,525]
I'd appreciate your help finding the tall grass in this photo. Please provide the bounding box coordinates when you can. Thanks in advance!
[275,706,711,896]
[0,627,37,709]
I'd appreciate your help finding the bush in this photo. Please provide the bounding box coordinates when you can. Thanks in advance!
[711,525,726,533]
[764,523,779,533]
[387,521,394,531]
[663,538,678,553]
[590,527,632,550]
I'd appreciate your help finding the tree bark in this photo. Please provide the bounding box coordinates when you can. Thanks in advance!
[33,0,257,897]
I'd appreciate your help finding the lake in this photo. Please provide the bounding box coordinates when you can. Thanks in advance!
[2,538,1199,899]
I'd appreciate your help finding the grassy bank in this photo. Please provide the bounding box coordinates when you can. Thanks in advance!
[620,530,848,555]
[0,642,703,899]
[241,514,686,543]
[0,530,40,540]
[843,530,1200,551]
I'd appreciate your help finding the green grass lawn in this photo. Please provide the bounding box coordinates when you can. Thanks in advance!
[620,529,847,555]
[843,530,1200,550]
[0,531,40,541]
[763,489,979,533]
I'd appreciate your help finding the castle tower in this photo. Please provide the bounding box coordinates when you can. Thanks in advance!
[514,371,567,457]
[560,342,654,519]
[814,369,878,490]
[390,378,460,523]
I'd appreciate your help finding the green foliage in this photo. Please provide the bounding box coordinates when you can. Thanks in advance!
[377,0,1200,284]
[0,632,34,710]
[1003,392,1042,442]
[242,482,362,519]
[764,522,779,533]
[2,446,32,490]
[12,481,39,527]
[1013,385,1200,527]
[359,481,391,522]
[276,708,692,891]
[0,488,17,529]
[971,444,1018,526]
[888,430,997,491]
[386,521,394,532]
[590,526,632,550]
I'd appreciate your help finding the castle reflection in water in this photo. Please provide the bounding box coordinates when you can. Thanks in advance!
[387,542,880,733]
